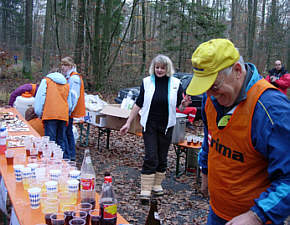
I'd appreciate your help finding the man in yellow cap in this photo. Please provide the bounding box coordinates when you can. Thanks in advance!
[186,39,290,225]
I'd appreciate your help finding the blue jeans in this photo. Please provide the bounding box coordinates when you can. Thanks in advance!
[44,120,67,154]
[207,206,228,225]
[64,118,75,160]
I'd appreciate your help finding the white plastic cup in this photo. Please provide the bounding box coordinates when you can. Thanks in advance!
[49,169,61,181]
[13,165,24,182]
[69,170,80,180]
[45,180,58,193]
[28,187,41,209]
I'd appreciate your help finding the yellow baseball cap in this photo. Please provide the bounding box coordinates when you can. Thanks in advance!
[186,39,240,96]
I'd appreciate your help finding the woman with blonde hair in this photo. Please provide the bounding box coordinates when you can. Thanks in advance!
[120,54,191,203]
[61,56,86,160]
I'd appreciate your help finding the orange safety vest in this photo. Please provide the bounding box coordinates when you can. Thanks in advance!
[30,83,37,96]
[28,118,45,136]
[205,79,274,220]
[42,78,69,122]
[70,72,86,118]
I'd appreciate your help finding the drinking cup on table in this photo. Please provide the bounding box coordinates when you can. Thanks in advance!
[49,169,61,181]
[13,164,24,182]
[69,218,86,225]
[67,179,79,204]
[77,203,92,224]
[72,210,88,220]
[186,136,192,145]
[21,167,32,190]
[45,180,58,198]
[40,192,48,209]
[50,213,66,225]
[69,170,80,180]
[28,187,41,209]
[28,155,38,163]
[5,149,14,165]
[27,163,38,179]
[42,198,59,214]
[29,147,38,157]
[58,191,73,212]
[89,209,101,225]
[62,204,75,224]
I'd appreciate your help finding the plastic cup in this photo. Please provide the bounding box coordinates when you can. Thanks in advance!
[21,167,32,190]
[69,170,80,180]
[13,164,24,182]
[89,209,101,225]
[67,179,79,204]
[27,163,38,179]
[72,210,87,220]
[69,218,86,225]
[42,198,59,214]
[58,191,73,212]
[62,204,75,225]
[28,187,41,209]
[77,203,92,225]
[50,213,66,225]
[45,181,58,198]
[49,169,61,181]
[5,149,14,165]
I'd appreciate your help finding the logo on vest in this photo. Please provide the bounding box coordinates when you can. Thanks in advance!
[210,137,244,163]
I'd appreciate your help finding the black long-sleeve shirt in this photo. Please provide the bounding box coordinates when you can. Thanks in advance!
[136,75,183,127]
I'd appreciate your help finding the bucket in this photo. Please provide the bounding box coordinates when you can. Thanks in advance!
[171,113,187,144]
[14,92,35,118]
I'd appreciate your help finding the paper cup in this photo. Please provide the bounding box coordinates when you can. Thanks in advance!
[27,163,38,179]
[45,180,58,193]
[13,165,24,182]
[49,169,61,181]
[69,170,80,180]
[28,187,41,209]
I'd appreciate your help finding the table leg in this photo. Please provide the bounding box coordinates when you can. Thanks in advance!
[106,129,111,149]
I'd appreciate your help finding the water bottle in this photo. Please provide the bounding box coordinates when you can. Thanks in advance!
[80,149,96,209]
[99,173,117,225]
[0,127,8,154]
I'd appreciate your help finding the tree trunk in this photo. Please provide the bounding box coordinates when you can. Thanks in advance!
[141,0,146,76]
[22,0,33,79]
[74,0,85,68]
[42,0,53,75]
[230,0,236,43]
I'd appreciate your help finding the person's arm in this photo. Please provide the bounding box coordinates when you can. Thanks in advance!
[273,73,290,89]
[120,104,141,135]
[229,89,290,225]
[9,84,32,106]
[34,79,47,118]
[68,75,81,114]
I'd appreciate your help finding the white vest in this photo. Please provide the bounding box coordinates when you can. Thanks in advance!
[140,75,180,133]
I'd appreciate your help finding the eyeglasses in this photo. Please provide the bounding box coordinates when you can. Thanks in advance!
[209,75,225,92]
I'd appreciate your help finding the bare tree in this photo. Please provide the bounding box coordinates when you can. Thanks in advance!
[22,0,33,79]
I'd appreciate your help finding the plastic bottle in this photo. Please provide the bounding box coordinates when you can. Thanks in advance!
[145,199,161,225]
[0,127,8,154]
[80,149,96,209]
[126,91,135,110]
[99,173,117,225]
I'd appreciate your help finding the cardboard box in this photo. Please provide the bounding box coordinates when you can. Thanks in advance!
[100,104,142,134]
[84,110,103,126]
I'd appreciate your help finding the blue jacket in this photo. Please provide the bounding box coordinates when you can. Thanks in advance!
[198,63,290,224]
[34,72,71,117]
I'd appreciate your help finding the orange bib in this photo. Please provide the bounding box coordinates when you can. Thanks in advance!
[70,72,86,118]
[206,79,274,220]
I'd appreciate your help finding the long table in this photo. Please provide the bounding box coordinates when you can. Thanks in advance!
[0,107,129,225]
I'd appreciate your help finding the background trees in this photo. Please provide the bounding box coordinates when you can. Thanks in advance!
[0,0,288,92]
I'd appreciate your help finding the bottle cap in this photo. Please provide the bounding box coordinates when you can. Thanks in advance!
[104,176,112,183]
[21,91,32,98]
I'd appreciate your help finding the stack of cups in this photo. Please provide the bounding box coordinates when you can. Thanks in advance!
[45,181,58,198]
[22,167,32,190]
[27,163,38,179]
[67,179,79,204]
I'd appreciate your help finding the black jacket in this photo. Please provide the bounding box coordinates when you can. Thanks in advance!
[269,66,288,78]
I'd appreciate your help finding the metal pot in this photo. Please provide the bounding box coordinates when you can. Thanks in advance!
[171,113,187,144]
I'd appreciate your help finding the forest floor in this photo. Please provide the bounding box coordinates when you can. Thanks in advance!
[0,65,289,225]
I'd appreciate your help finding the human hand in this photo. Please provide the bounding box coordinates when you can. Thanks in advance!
[200,173,209,197]
[270,76,277,82]
[225,210,262,225]
[120,123,130,135]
